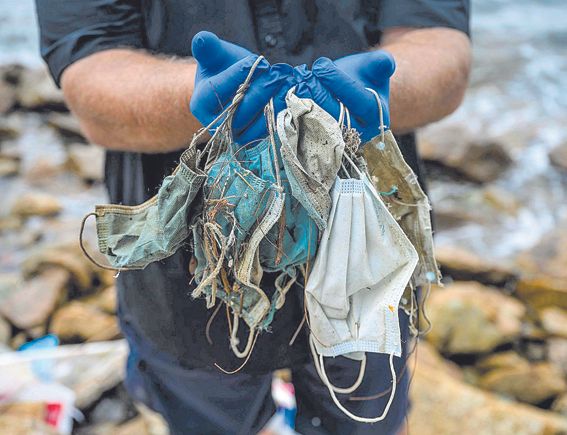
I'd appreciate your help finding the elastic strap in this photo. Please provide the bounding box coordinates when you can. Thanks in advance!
[79,212,121,272]
[323,352,397,423]
[309,335,366,395]
[230,313,256,358]
[365,88,386,144]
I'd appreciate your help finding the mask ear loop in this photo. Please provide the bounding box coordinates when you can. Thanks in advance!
[315,339,398,423]
[229,312,256,358]
[309,335,366,395]
[365,88,386,145]
[79,212,123,272]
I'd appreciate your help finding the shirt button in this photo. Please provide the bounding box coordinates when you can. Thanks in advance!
[264,34,278,47]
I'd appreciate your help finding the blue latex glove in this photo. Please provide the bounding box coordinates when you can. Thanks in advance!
[190,31,295,144]
[312,51,395,142]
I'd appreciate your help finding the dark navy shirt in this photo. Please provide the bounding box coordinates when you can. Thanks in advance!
[36,0,469,373]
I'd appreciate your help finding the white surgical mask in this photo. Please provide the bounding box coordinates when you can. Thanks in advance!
[304,96,418,423]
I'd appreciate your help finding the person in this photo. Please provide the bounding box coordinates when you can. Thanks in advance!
[35,1,470,434]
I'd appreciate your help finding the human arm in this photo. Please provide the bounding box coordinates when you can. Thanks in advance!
[381,26,471,133]
[61,50,201,153]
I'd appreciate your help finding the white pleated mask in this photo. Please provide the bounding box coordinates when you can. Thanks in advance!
[305,172,418,361]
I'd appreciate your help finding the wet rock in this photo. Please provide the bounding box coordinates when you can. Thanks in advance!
[517,225,567,280]
[10,192,62,218]
[540,307,567,338]
[426,281,525,354]
[478,362,567,404]
[436,245,517,285]
[82,286,117,314]
[482,186,522,216]
[22,244,94,292]
[66,143,105,183]
[409,342,567,435]
[476,351,530,372]
[23,158,64,185]
[0,215,22,232]
[0,269,70,330]
[0,316,10,345]
[0,119,21,141]
[548,339,567,377]
[0,154,20,177]
[552,394,567,416]
[517,277,567,312]
[0,80,16,114]
[550,144,567,171]
[15,67,65,110]
[46,113,85,141]
[418,131,513,183]
[50,301,120,342]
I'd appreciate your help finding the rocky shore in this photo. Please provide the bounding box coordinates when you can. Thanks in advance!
[1,64,567,434]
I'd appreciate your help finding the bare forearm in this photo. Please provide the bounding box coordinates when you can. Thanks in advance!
[381,27,472,134]
[61,49,200,153]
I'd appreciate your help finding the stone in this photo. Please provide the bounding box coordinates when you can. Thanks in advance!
[15,67,65,110]
[418,131,513,183]
[23,158,64,185]
[22,244,94,292]
[426,281,525,354]
[0,269,70,330]
[476,351,530,372]
[409,342,567,435]
[0,215,22,232]
[10,192,62,218]
[0,154,20,177]
[517,277,567,312]
[517,225,567,280]
[436,245,517,285]
[548,339,567,377]
[0,79,16,115]
[478,362,567,404]
[0,316,11,345]
[552,394,567,416]
[66,143,105,183]
[46,113,85,141]
[550,144,567,171]
[82,286,117,314]
[50,301,120,342]
[482,186,522,216]
[0,116,22,141]
[540,307,567,338]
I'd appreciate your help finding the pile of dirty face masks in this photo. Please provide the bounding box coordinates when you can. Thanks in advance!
[80,56,440,422]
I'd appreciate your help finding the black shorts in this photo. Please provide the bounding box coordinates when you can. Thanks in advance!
[121,311,412,435]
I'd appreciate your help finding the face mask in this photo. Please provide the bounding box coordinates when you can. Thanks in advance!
[190,149,282,328]
[80,147,205,270]
[277,90,345,230]
[362,129,440,289]
[305,173,418,358]
[239,136,319,274]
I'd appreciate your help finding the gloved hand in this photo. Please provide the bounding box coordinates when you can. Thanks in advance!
[190,31,295,144]
[312,50,395,142]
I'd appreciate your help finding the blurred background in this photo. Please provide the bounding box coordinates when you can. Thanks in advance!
[0,0,566,433]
